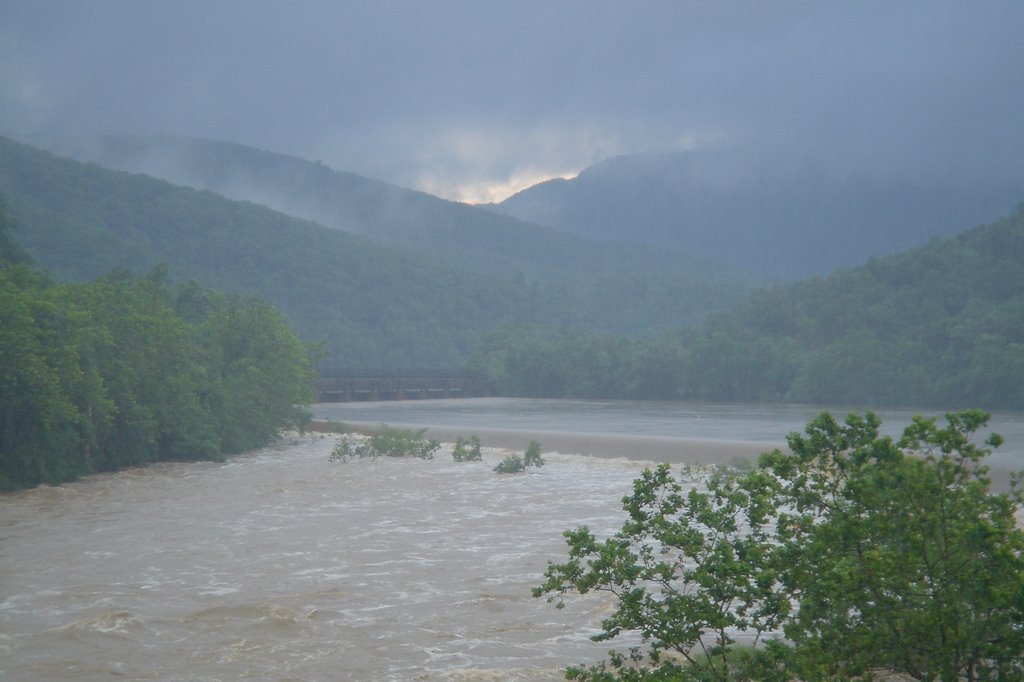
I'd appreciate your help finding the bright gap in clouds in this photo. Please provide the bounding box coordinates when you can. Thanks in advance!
[416,169,580,205]
[404,125,615,204]
[404,125,719,204]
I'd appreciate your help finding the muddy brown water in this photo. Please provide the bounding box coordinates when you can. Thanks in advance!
[1,433,702,681]
[4,398,1020,680]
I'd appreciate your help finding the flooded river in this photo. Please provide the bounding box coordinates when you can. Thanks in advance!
[1,432,669,680]
[3,399,1021,680]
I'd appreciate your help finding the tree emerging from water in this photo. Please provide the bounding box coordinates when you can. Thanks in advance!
[329,426,440,461]
[494,440,545,473]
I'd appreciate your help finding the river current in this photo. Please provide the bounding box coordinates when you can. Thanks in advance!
[3,398,1021,680]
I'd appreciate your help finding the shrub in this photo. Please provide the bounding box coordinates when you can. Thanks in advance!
[493,454,526,474]
[329,425,439,462]
[494,440,544,474]
[452,435,483,462]
[523,440,544,467]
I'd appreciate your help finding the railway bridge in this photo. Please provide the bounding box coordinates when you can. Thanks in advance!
[316,369,495,402]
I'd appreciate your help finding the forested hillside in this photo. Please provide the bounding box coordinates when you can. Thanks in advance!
[493,149,1023,279]
[9,133,1020,410]
[0,136,752,366]
[470,205,1024,410]
[28,134,757,303]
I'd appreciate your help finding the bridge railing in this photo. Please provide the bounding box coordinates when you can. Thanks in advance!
[318,368,491,380]
[315,369,495,402]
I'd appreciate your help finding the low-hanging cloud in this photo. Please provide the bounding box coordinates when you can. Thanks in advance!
[2,0,1023,200]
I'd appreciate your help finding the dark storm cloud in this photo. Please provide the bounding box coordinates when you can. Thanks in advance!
[2,0,1023,200]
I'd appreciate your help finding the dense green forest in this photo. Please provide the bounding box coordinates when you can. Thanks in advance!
[0,197,316,490]
[469,205,1024,410]
[5,135,1022,411]
[2,135,753,369]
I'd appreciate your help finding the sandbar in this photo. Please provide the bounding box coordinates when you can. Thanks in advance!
[311,420,781,466]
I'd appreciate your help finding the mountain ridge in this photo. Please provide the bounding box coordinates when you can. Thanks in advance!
[25,133,754,287]
[492,148,1023,279]
[0,136,754,367]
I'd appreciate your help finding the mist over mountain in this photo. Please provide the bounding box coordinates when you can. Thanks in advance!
[492,149,1024,279]
[0,136,755,367]
[27,134,757,293]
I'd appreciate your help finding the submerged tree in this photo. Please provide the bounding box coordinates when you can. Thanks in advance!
[452,435,483,462]
[494,440,545,474]
[329,426,440,462]
[535,411,1024,681]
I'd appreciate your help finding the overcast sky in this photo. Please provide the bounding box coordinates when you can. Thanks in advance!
[2,0,1023,203]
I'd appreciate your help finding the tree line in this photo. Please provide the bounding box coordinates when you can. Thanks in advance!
[0,196,316,490]
[469,205,1024,411]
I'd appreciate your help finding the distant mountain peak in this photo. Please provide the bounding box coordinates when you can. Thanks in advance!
[494,147,1023,279]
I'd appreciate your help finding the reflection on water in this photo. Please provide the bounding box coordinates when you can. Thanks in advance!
[1,434,671,681]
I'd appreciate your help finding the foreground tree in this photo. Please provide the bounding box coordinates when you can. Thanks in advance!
[766,410,1024,681]
[535,411,1024,681]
